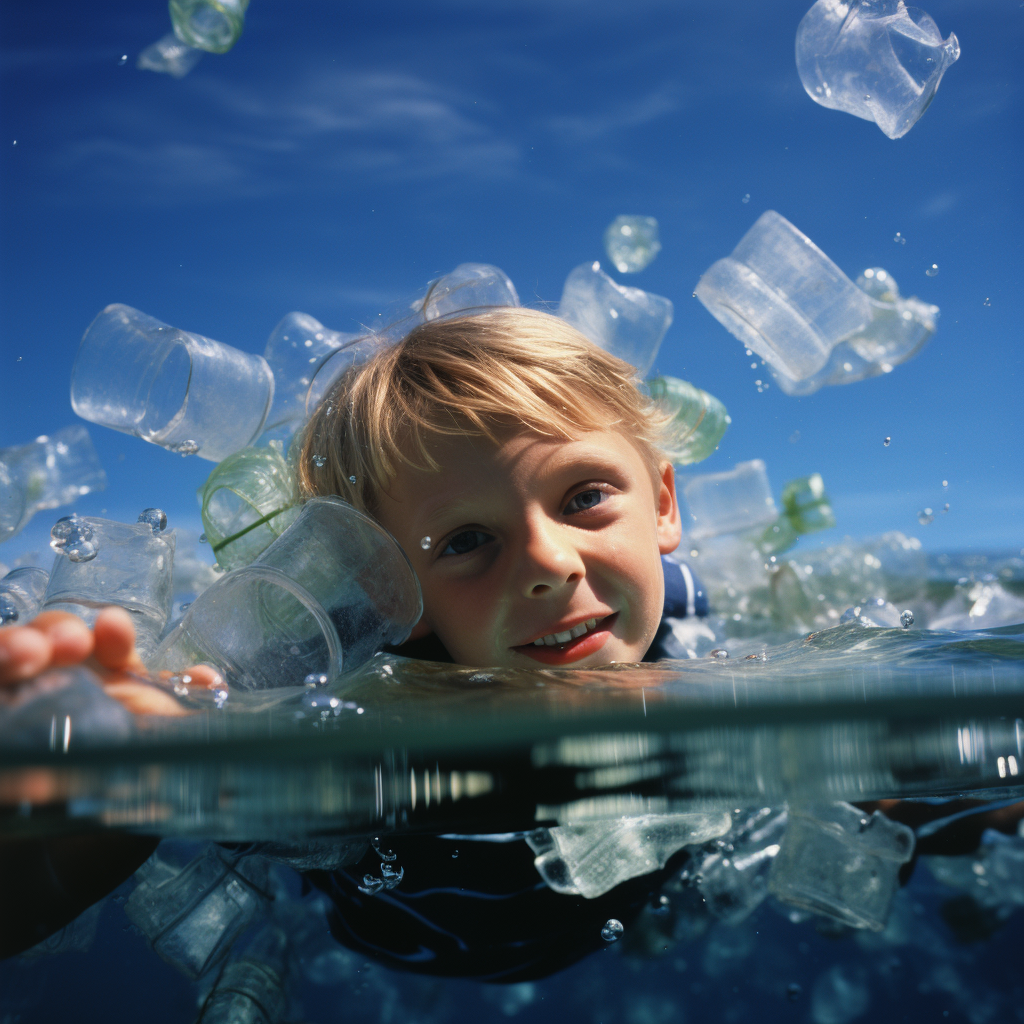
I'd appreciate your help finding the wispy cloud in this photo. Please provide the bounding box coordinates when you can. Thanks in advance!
[543,84,682,143]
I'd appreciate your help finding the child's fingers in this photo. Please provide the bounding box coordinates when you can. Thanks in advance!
[26,612,95,668]
[92,607,144,673]
[0,625,54,684]
[101,680,189,717]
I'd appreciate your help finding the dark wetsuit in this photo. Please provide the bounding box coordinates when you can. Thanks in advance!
[306,557,708,982]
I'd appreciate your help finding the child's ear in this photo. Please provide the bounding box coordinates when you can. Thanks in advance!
[406,616,433,641]
[655,461,683,555]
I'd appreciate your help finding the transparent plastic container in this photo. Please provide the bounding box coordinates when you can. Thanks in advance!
[71,304,273,463]
[169,0,249,54]
[647,376,730,465]
[796,0,960,140]
[0,426,106,544]
[558,261,673,378]
[680,459,778,541]
[604,215,661,274]
[0,566,49,625]
[137,32,203,78]
[43,517,176,661]
[199,447,299,571]
[152,497,422,688]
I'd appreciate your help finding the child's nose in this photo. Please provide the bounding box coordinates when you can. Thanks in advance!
[520,520,585,597]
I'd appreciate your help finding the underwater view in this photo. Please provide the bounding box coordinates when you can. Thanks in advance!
[1,1,1022,1022]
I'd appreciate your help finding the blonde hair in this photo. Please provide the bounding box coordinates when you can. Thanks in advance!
[297,308,675,515]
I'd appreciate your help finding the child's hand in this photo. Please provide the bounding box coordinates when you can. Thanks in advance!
[0,608,219,717]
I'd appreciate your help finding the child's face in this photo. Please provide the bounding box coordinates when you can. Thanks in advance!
[375,427,682,668]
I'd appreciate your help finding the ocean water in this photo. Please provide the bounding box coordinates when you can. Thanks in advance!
[1,0,1023,1022]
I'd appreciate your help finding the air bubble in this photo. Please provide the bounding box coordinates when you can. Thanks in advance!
[420,536,431,550]
[137,508,167,533]
[304,673,329,688]
[900,610,914,629]
[212,686,229,709]
[925,264,939,277]
[601,919,624,942]
[710,649,729,660]
[883,436,891,447]
[199,533,209,544]
[171,440,200,456]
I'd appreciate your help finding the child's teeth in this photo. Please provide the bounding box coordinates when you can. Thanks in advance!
[532,617,603,647]
[544,635,558,646]
[586,618,597,629]
[569,623,588,639]
[554,630,573,643]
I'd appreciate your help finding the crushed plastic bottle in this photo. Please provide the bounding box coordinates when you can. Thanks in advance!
[137,32,203,77]
[558,262,673,377]
[796,0,960,139]
[603,215,661,273]
[647,376,730,465]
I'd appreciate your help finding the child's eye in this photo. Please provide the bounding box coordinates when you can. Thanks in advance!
[564,489,608,514]
[441,530,494,556]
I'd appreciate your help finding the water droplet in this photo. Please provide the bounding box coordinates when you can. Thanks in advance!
[212,686,229,709]
[199,533,208,544]
[741,193,750,204]
[420,536,431,550]
[710,649,729,660]
[137,508,167,533]
[883,436,891,446]
[171,439,200,456]
[118,54,128,65]
[371,837,398,862]
[50,515,99,562]
[179,602,192,612]
[312,454,326,468]
[893,232,906,245]
[983,297,991,307]
[917,508,935,525]
[787,983,803,1002]
[348,475,357,484]
[0,596,19,626]
[172,675,190,696]
[358,874,384,895]
[452,850,459,859]
[380,863,404,889]
[900,610,914,629]
[601,919,624,942]
[942,503,949,513]
[925,264,939,277]
[942,480,948,488]
[304,673,329,688]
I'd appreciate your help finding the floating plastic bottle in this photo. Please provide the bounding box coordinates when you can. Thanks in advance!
[169,0,249,54]
[0,426,106,545]
[558,262,673,377]
[768,801,915,930]
[796,0,960,140]
[71,304,273,463]
[603,215,661,273]
[681,460,778,541]
[42,515,176,661]
[196,924,288,1023]
[526,812,732,899]
[199,447,299,571]
[419,262,520,321]
[152,497,422,688]
[695,211,873,384]
[0,566,49,625]
[137,32,203,77]
[125,843,269,979]
[647,376,730,465]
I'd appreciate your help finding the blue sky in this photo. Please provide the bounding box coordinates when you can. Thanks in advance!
[1,0,1021,564]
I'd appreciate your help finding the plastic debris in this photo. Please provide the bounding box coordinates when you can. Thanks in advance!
[43,515,176,661]
[527,812,732,899]
[647,376,730,465]
[796,0,960,140]
[0,565,48,625]
[198,447,299,571]
[169,0,249,54]
[0,426,106,545]
[759,473,836,554]
[603,215,661,273]
[196,924,288,1023]
[768,802,915,930]
[137,33,203,77]
[71,304,273,463]
[681,460,778,541]
[126,843,269,979]
[558,261,673,377]
[419,262,520,320]
[0,666,136,750]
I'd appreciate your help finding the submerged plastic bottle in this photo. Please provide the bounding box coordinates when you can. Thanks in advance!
[199,447,299,571]
[169,0,249,54]
[647,376,730,465]
[196,924,288,1023]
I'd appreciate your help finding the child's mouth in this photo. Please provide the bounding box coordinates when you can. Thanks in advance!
[514,614,616,665]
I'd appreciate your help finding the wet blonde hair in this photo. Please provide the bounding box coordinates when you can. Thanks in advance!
[297,308,675,515]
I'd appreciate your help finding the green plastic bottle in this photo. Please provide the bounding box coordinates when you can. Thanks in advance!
[647,376,730,465]
[759,473,836,554]
[199,446,299,570]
